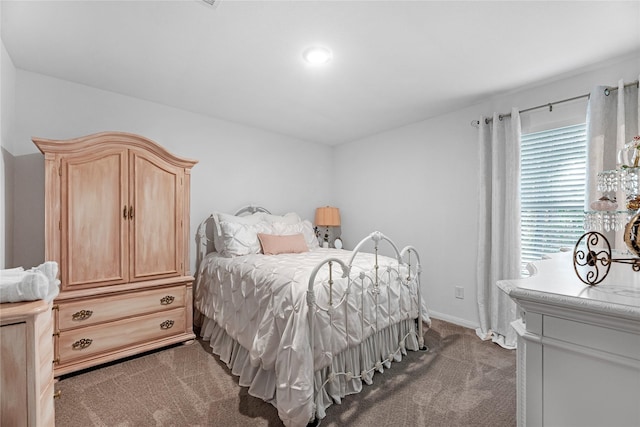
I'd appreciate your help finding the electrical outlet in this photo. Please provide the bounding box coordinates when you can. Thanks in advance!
[455,286,464,299]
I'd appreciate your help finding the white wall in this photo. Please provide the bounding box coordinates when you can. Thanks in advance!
[10,70,334,271]
[334,54,640,328]
[5,51,639,328]
[1,39,17,268]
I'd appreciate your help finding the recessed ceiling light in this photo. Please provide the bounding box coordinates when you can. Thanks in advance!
[303,46,332,65]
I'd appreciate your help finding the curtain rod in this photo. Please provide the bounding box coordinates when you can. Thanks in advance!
[471,80,639,127]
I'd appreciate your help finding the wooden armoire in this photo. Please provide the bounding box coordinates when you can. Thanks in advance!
[34,132,198,377]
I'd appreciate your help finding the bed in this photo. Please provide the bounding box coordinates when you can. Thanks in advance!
[194,206,430,426]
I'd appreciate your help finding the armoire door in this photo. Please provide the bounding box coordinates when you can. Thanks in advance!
[60,148,129,290]
[128,149,184,281]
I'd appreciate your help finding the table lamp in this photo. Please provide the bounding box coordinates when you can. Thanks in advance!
[314,206,341,248]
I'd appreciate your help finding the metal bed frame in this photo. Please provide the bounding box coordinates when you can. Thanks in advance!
[195,205,427,424]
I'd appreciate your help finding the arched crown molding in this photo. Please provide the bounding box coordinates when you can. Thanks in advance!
[32,131,198,168]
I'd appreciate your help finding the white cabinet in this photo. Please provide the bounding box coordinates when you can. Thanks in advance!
[499,251,640,427]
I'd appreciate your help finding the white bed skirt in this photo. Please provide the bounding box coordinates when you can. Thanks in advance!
[199,312,422,422]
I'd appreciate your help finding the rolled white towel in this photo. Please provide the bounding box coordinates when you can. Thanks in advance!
[0,261,60,303]
[31,261,60,301]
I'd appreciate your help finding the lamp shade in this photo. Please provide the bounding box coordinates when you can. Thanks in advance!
[315,206,341,226]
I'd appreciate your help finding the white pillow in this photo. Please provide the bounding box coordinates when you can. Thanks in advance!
[271,220,319,249]
[212,211,265,253]
[219,220,273,257]
[262,212,301,224]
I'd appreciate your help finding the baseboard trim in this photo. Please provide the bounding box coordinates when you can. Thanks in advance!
[428,310,480,330]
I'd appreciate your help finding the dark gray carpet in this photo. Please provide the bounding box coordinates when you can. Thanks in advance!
[54,319,516,426]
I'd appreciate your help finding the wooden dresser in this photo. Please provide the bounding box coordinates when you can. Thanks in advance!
[33,132,198,377]
[0,300,56,426]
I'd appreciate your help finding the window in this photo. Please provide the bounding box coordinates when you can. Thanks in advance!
[520,123,587,269]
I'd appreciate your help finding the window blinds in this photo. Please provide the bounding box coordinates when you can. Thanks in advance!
[521,123,587,266]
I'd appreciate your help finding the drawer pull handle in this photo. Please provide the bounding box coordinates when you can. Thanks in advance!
[72,338,93,350]
[160,320,174,330]
[53,390,62,399]
[160,295,175,305]
[72,310,93,321]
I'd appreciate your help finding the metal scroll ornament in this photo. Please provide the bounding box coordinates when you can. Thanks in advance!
[160,295,175,305]
[160,320,174,330]
[71,310,93,321]
[573,232,612,286]
[573,213,640,286]
[71,338,93,350]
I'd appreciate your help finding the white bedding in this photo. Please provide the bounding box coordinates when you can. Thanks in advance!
[195,247,428,426]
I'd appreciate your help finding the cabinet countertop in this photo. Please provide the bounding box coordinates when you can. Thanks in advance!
[0,300,51,324]
[497,251,640,322]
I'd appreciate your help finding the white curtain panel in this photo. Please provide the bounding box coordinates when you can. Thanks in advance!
[475,108,521,350]
[586,77,640,248]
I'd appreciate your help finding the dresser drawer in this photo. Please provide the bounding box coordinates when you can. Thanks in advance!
[57,307,185,364]
[57,285,185,330]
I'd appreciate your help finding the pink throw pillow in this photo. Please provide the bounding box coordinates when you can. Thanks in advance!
[257,233,309,255]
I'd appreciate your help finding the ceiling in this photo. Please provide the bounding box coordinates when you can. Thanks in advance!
[2,0,639,145]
